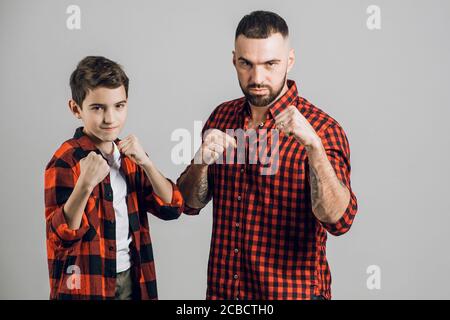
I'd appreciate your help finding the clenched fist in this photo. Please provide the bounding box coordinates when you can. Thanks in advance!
[117,134,150,166]
[79,151,110,190]
[274,105,321,148]
[194,129,237,165]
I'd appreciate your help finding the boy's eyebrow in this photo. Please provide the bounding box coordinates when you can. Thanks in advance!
[88,100,127,107]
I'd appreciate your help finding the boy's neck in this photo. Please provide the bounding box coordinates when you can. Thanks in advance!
[82,127,114,155]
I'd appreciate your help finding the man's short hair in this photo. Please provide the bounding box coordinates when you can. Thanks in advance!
[235,10,289,40]
[69,56,129,107]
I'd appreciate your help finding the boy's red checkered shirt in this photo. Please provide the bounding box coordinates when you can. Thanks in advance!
[45,127,183,299]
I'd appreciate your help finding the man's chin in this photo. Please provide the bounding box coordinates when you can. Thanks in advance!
[247,95,274,107]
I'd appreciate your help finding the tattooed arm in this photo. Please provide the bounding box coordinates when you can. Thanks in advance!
[178,164,212,209]
[306,141,351,224]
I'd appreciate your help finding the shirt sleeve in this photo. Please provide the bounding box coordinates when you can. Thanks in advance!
[139,166,184,221]
[44,156,91,247]
[317,123,358,236]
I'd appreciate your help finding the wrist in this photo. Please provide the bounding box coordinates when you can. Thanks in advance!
[76,177,95,194]
[304,136,323,153]
[138,156,153,168]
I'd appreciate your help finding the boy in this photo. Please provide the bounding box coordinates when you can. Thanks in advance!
[44,56,183,300]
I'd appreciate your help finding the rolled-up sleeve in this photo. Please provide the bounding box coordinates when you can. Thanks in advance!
[44,158,90,246]
[318,123,358,236]
[140,166,184,220]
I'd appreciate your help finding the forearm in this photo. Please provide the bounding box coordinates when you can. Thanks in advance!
[141,160,173,203]
[306,140,350,224]
[62,180,92,230]
[178,164,211,209]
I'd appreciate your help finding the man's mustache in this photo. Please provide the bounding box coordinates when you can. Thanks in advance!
[247,83,271,90]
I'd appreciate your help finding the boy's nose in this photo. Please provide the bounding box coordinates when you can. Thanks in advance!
[103,109,115,123]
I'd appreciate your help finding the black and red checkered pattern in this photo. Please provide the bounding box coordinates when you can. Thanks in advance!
[45,127,183,300]
[178,80,358,300]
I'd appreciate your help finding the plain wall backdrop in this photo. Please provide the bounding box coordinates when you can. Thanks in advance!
[0,0,449,299]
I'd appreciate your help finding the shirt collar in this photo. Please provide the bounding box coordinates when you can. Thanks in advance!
[242,79,298,119]
[73,126,122,160]
[100,141,121,168]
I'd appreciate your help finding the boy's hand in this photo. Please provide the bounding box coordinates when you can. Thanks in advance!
[79,151,110,190]
[118,134,150,167]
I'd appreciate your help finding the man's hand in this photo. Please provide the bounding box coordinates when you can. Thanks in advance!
[118,134,150,167]
[79,151,110,191]
[274,105,321,148]
[194,129,237,165]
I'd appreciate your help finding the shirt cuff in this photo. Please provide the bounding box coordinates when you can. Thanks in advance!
[51,206,90,242]
[320,191,358,236]
[151,180,184,209]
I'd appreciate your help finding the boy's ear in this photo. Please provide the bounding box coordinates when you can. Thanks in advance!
[68,99,82,119]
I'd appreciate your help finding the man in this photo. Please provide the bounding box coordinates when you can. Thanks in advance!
[177,11,358,300]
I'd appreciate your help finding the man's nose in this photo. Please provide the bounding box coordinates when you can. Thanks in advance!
[250,65,266,85]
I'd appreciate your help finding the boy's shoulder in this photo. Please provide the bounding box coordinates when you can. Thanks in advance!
[45,136,85,171]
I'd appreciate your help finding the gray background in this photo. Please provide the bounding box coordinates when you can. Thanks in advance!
[1,0,449,299]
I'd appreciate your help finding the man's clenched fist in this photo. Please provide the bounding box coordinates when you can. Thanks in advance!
[195,129,237,165]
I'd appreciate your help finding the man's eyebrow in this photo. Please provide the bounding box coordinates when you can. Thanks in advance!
[114,100,127,105]
[238,57,281,64]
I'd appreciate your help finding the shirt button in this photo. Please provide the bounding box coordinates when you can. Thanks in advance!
[240,168,245,173]
[235,296,239,300]
[235,223,240,228]
[234,248,239,253]
[234,274,239,280]
[237,195,242,201]
[109,246,115,251]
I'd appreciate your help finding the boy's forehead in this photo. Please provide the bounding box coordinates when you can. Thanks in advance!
[84,86,127,104]
[235,33,288,62]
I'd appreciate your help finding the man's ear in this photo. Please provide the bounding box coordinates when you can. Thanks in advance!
[68,99,82,119]
[232,50,236,67]
[287,48,295,73]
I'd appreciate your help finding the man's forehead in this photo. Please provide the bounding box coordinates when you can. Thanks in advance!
[235,33,289,60]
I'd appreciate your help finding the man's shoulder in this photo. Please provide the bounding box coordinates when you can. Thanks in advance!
[297,95,342,134]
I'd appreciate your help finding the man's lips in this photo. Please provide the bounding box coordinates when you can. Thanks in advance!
[249,87,269,94]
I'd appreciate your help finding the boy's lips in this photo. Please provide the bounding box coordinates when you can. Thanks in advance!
[101,126,118,131]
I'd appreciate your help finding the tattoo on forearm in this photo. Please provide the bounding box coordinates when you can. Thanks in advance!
[197,173,211,205]
[309,166,321,207]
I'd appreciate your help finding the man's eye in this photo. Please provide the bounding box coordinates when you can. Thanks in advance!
[92,106,102,111]
[116,104,125,108]
[267,62,276,67]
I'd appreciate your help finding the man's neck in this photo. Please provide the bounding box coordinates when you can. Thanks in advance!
[249,82,289,122]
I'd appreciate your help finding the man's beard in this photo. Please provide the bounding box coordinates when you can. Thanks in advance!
[239,73,287,107]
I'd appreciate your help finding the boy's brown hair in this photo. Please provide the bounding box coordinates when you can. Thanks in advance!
[69,56,129,107]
